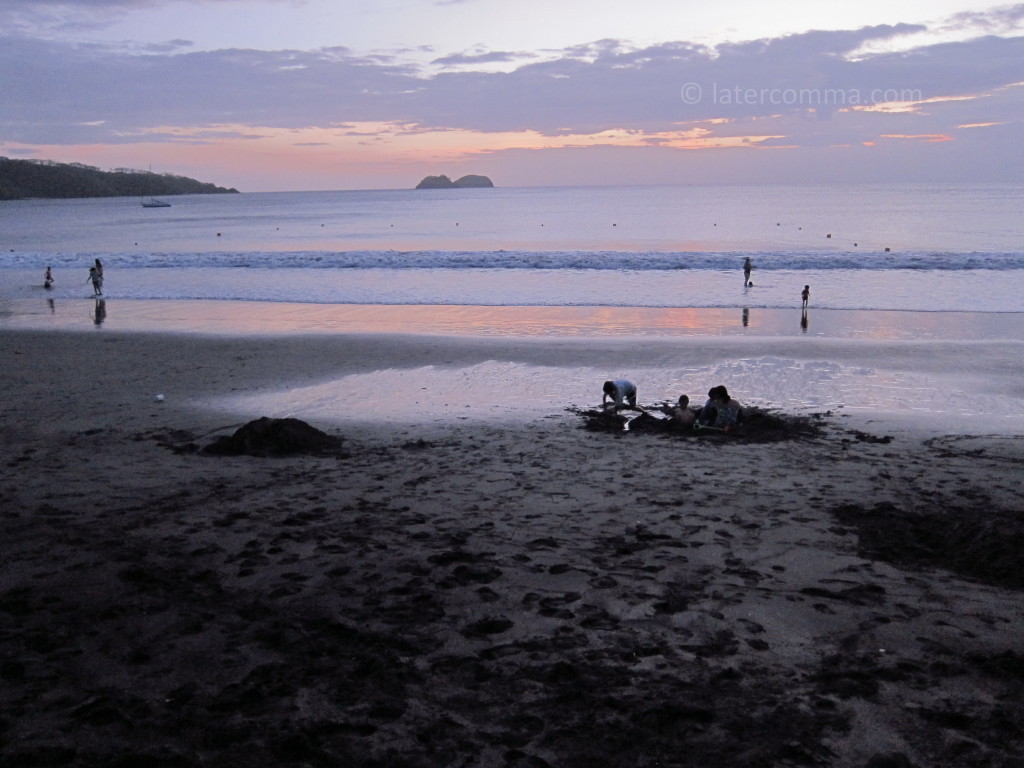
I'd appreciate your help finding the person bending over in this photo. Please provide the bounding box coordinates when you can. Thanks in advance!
[602,379,639,412]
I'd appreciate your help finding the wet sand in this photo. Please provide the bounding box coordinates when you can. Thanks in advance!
[2,322,1023,767]
[5,297,1024,340]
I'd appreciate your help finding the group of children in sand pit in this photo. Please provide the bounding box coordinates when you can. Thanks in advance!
[602,380,744,433]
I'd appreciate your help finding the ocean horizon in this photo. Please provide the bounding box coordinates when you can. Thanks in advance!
[3,182,1024,316]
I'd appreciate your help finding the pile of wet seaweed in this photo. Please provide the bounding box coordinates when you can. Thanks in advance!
[831,500,1024,590]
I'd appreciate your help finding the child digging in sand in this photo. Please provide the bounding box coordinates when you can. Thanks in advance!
[602,379,641,412]
[712,386,743,433]
[664,394,696,430]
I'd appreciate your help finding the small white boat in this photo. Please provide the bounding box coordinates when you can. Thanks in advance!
[141,198,172,208]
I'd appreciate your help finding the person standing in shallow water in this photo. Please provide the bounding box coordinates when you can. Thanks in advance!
[743,257,753,285]
[801,285,810,308]
[87,266,103,296]
[43,266,54,289]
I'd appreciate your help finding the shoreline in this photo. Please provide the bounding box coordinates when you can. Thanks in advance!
[3,313,1024,438]
[2,321,1023,766]
[3,297,1024,340]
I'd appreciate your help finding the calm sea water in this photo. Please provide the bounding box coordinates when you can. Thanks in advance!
[2,183,1024,313]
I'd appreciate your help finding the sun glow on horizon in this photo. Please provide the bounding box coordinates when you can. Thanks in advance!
[2,119,801,191]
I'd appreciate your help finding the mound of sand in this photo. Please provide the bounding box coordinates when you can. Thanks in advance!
[202,417,347,458]
[574,406,831,443]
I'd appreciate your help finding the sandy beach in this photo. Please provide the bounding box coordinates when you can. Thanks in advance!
[2,311,1024,767]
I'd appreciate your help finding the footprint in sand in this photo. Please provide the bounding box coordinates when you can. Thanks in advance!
[461,617,514,637]
[450,564,502,586]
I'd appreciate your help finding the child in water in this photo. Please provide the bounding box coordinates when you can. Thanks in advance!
[87,266,103,296]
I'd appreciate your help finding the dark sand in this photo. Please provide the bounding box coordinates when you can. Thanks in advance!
[2,327,1023,767]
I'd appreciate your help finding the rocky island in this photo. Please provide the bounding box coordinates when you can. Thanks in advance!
[415,174,494,189]
[0,157,239,200]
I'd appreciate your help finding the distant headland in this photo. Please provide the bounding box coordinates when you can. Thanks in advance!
[415,174,494,190]
[0,157,239,201]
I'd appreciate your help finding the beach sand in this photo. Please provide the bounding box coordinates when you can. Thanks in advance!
[2,314,1024,767]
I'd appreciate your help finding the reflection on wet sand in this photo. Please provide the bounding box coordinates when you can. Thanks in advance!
[1,299,1023,342]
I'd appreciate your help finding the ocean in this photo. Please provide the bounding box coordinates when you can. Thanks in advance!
[3,183,1023,425]
[2,182,1024,319]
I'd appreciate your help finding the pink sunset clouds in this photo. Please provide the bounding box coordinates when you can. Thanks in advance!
[0,1,1022,190]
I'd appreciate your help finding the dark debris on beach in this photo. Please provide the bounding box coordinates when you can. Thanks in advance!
[832,499,1024,591]
[572,405,832,443]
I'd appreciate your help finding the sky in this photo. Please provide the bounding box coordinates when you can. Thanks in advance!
[1,0,1023,191]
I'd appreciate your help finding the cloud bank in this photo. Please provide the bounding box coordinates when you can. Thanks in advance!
[1,2,1022,188]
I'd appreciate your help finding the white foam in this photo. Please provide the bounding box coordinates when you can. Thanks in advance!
[5,267,1024,313]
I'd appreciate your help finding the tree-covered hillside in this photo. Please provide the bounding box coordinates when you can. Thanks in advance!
[0,157,239,200]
